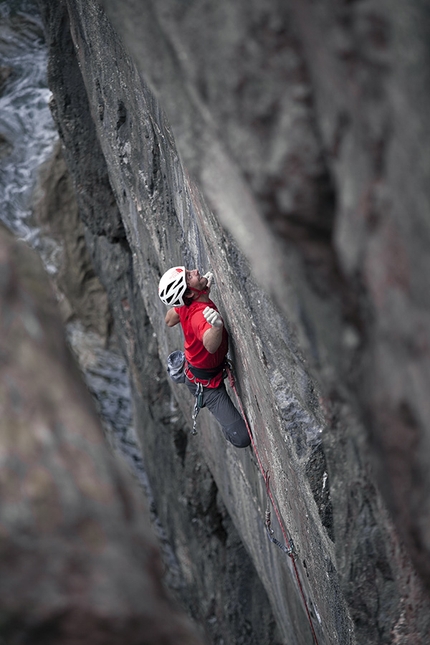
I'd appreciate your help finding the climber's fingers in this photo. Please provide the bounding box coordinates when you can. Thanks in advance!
[203,306,223,328]
[203,271,213,288]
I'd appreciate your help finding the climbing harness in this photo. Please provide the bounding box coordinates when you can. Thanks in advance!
[174,352,319,641]
[186,360,226,435]
[187,362,225,381]
[225,363,320,645]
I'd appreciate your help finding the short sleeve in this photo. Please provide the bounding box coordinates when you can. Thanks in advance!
[191,309,211,341]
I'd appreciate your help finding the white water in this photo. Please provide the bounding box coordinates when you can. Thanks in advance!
[0,0,56,240]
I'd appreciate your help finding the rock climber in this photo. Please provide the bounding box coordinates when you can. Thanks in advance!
[159,266,251,449]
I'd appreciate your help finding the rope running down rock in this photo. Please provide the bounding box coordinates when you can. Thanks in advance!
[226,363,320,645]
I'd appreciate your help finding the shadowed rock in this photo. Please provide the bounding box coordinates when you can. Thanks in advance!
[34,140,112,337]
[0,223,203,645]
[35,0,430,643]
[0,132,13,159]
[0,65,12,94]
[97,1,430,594]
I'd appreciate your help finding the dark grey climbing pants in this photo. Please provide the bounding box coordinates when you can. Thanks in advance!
[185,379,251,448]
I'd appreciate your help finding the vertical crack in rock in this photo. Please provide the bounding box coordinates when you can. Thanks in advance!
[305,445,334,543]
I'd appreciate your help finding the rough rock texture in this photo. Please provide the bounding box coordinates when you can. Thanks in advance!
[33,142,283,644]
[0,65,12,94]
[37,0,430,643]
[0,222,204,645]
[0,63,14,159]
[34,139,112,337]
[98,0,430,586]
[84,228,284,645]
[0,132,13,159]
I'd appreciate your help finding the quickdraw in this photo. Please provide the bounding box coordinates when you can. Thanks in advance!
[191,381,204,435]
[186,360,225,434]
[265,504,297,559]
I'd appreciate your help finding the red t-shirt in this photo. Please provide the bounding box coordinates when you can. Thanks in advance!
[175,299,228,388]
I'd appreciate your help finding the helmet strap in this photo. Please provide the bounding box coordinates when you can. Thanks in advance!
[188,286,209,298]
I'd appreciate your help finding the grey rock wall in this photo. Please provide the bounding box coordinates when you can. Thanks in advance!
[34,140,112,336]
[37,0,430,643]
[0,222,204,645]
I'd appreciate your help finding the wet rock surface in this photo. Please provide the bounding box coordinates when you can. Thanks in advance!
[35,0,430,643]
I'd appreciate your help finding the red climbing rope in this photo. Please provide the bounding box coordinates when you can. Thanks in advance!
[226,364,320,645]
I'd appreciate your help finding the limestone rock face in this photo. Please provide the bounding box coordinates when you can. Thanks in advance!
[0,223,203,645]
[37,0,430,643]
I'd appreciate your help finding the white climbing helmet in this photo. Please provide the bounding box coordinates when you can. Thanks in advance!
[158,266,188,307]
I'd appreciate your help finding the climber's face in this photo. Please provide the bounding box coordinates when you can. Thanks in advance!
[186,269,208,291]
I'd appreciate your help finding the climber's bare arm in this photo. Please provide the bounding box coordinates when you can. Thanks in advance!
[202,307,223,353]
[203,325,223,354]
[165,308,180,327]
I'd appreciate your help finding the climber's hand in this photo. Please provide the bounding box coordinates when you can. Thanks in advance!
[203,271,213,288]
[203,306,223,328]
